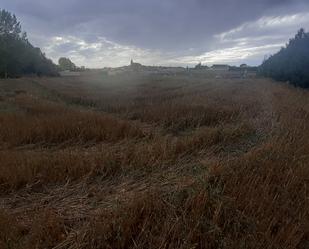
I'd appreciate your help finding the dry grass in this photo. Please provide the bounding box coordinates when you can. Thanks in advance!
[0,97,144,148]
[0,74,308,248]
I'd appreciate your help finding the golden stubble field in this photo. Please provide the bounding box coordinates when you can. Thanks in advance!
[0,72,308,249]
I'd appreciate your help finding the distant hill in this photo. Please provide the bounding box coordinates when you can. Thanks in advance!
[259,29,309,88]
[0,9,58,78]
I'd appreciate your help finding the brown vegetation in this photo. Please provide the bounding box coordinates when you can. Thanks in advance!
[0,74,308,248]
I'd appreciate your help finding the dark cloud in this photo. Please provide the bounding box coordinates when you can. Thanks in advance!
[1,0,309,66]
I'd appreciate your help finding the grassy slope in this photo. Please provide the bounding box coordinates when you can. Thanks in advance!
[0,73,308,249]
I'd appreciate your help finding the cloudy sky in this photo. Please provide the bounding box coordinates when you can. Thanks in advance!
[1,0,309,67]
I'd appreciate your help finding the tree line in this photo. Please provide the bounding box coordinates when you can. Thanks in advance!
[259,29,309,88]
[0,9,60,78]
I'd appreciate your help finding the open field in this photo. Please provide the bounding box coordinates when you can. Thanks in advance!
[0,72,308,249]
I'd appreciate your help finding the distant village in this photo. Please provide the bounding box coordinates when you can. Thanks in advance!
[103,60,257,78]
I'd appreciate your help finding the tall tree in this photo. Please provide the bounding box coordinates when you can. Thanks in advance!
[0,9,21,37]
[259,29,309,88]
[58,57,77,71]
[0,9,58,78]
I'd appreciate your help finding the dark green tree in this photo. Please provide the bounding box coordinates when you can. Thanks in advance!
[0,9,21,37]
[0,9,58,78]
[259,29,309,88]
[58,57,77,71]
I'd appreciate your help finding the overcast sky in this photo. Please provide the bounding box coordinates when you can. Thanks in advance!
[1,0,309,67]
